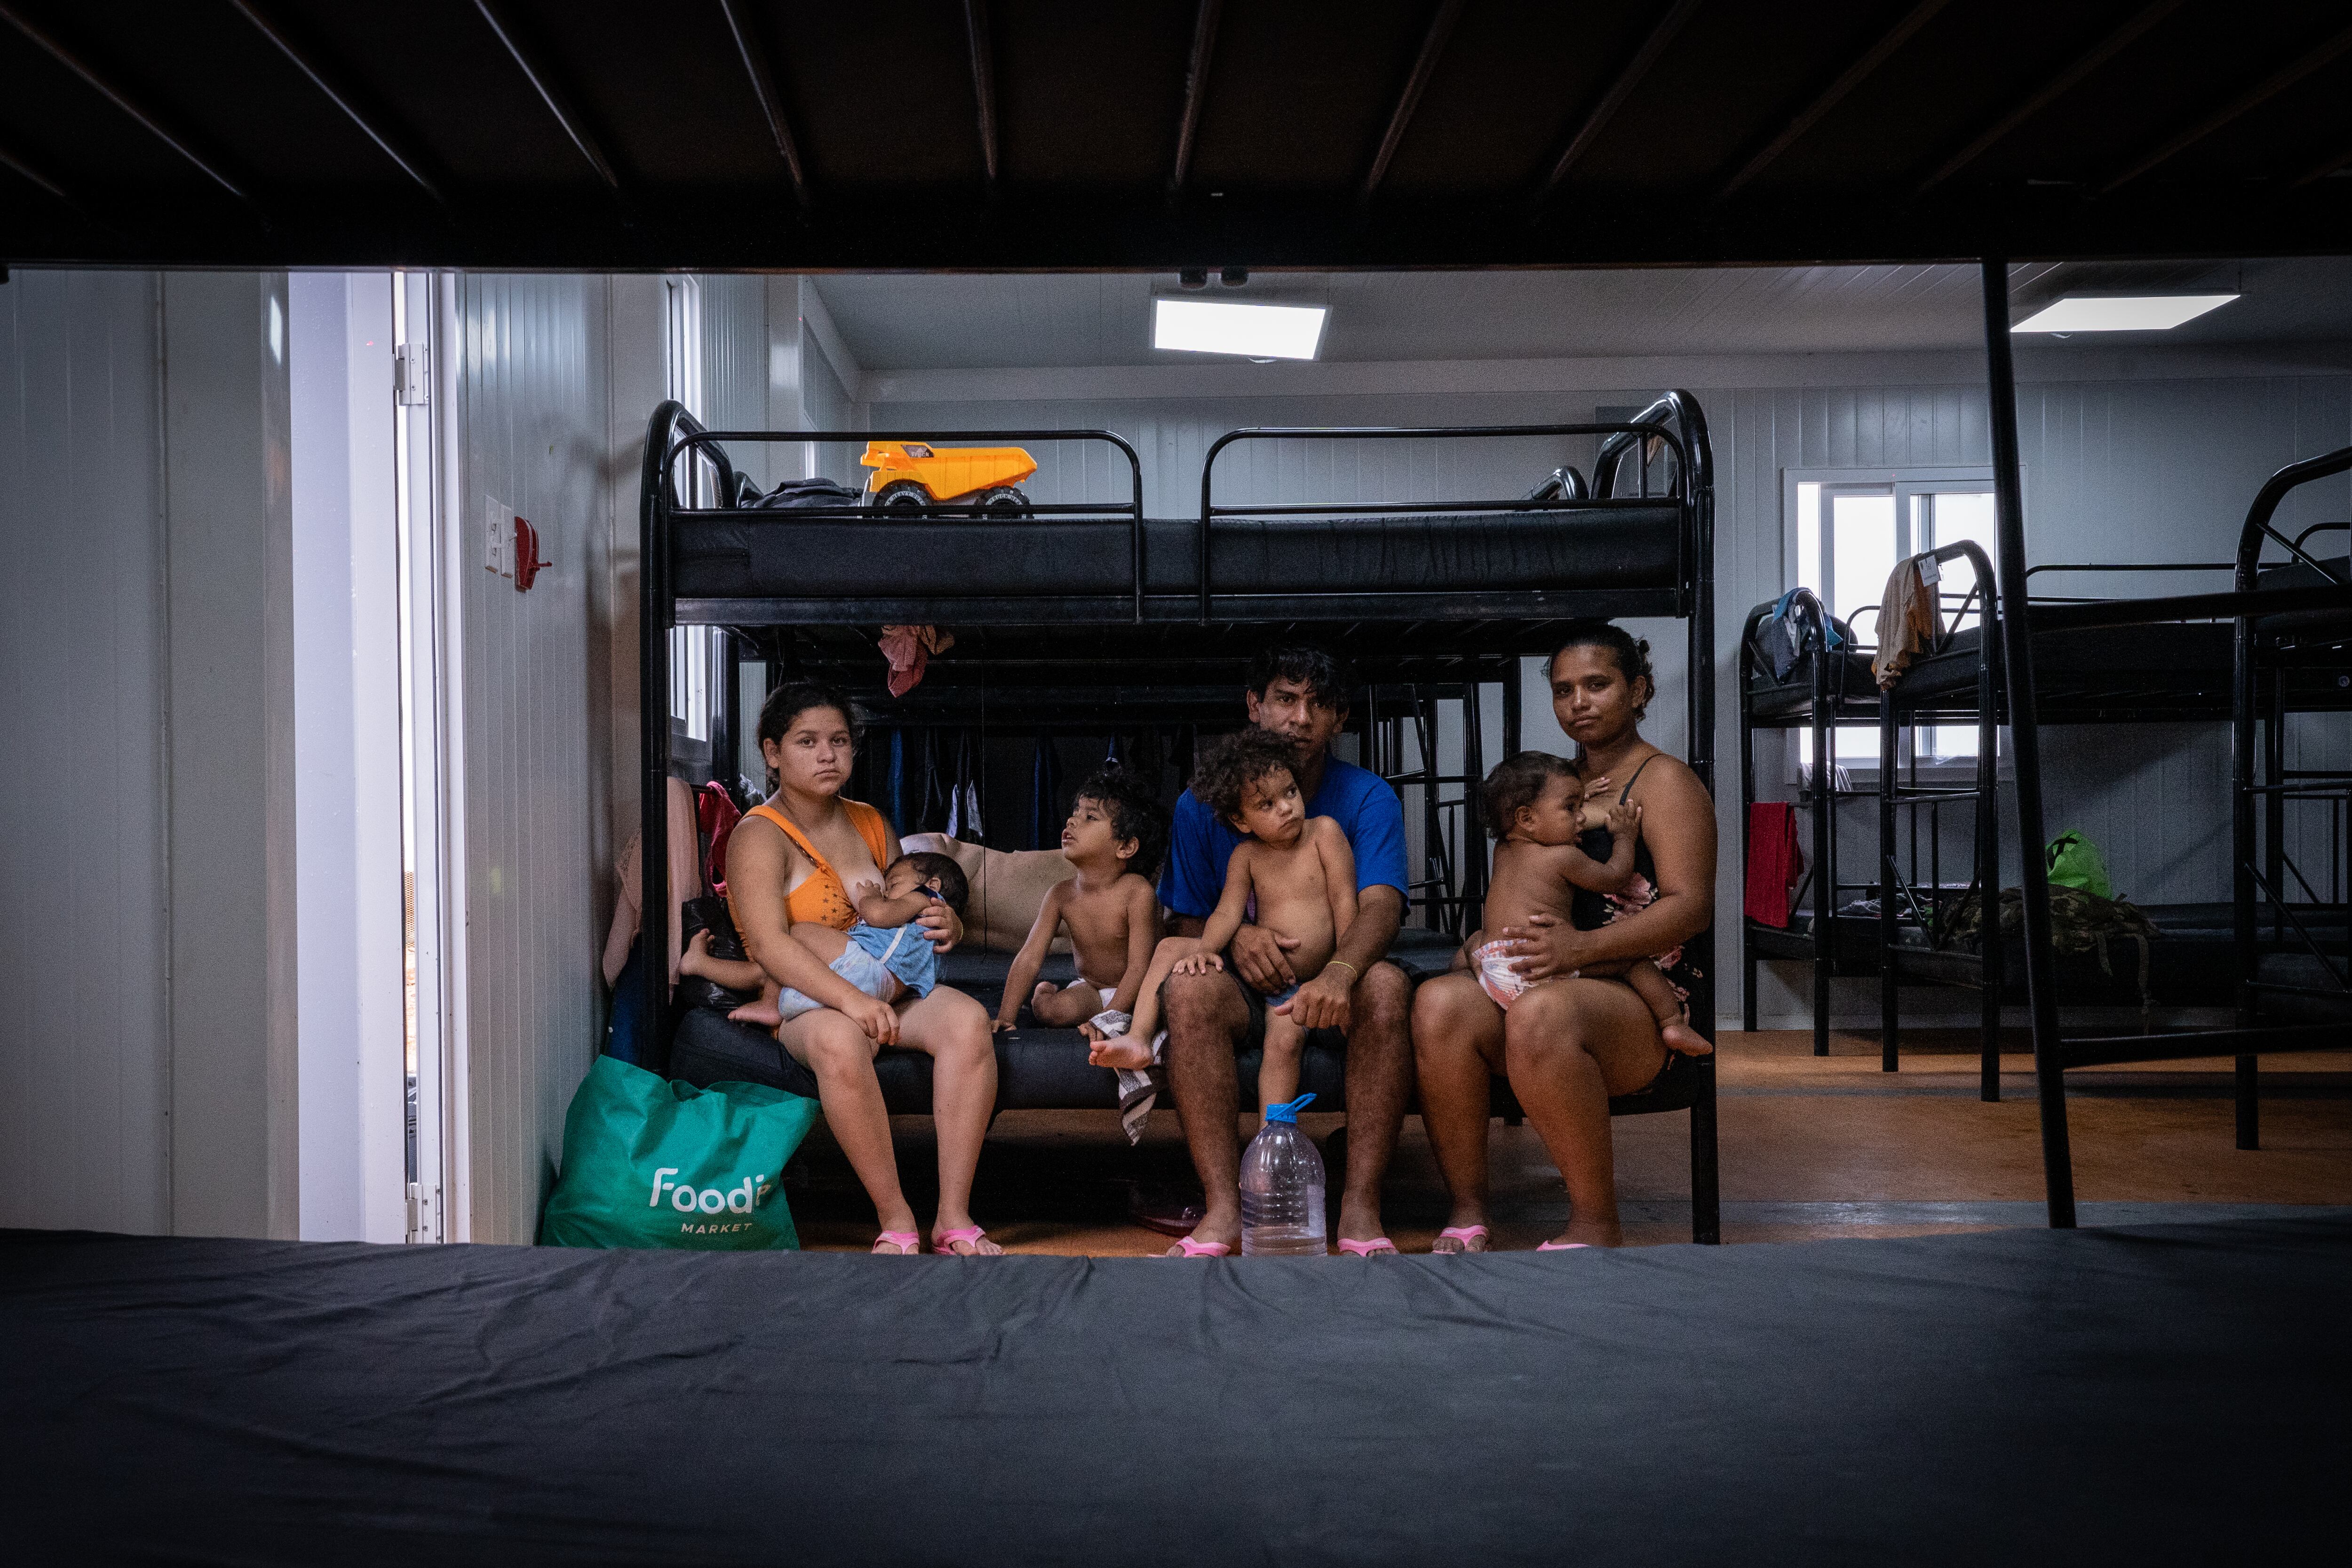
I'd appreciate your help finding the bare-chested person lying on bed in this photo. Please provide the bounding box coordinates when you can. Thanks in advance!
[994,765,1169,1039]
[1467,750,1709,1057]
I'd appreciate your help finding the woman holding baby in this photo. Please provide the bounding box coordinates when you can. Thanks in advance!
[721,681,1005,1256]
[1411,622,1716,1251]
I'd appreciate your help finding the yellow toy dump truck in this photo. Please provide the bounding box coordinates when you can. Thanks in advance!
[861,441,1038,514]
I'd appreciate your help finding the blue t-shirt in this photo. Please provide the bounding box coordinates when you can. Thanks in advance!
[1158,754,1408,921]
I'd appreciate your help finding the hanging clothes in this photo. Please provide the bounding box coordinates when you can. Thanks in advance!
[877,624,954,696]
[1871,557,1939,690]
[695,780,742,895]
[1744,802,1804,929]
[920,729,951,834]
[1029,736,1063,850]
[946,732,983,842]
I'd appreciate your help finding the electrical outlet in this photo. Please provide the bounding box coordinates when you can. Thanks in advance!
[485,495,509,576]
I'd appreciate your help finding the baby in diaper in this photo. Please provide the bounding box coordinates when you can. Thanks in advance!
[1469,751,1709,1058]
[686,851,969,1029]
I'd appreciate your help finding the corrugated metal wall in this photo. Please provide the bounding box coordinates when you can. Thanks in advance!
[0,271,172,1233]
[457,273,612,1242]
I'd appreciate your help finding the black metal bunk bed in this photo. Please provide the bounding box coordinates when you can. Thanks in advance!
[1738,590,1882,1059]
[1857,468,2352,1121]
[635,395,1723,1241]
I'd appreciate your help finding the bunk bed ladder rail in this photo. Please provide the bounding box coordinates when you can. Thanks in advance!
[1875,539,2002,1091]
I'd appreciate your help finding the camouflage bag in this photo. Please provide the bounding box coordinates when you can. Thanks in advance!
[1941,884,2161,1003]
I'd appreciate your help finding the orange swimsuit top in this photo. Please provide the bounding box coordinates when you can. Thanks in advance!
[731,798,892,932]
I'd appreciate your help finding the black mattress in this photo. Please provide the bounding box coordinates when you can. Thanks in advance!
[7,1218,2346,1564]
[671,504,1684,602]
[667,929,1464,1116]
[664,930,1705,1122]
[1742,646,1880,724]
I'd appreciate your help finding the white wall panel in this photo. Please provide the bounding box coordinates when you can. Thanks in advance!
[0,271,172,1234]
[457,273,611,1243]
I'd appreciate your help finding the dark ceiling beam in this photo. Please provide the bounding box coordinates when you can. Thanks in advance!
[2285,136,2352,190]
[2098,20,2352,195]
[0,135,70,204]
[0,3,255,207]
[1717,0,1953,200]
[470,0,619,191]
[227,0,442,204]
[962,0,997,185]
[716,0,807,206]
[1525,0,1701,219]
[1168,0,1223,199]
[1360,0,1465,201]
[1912,0,2187,198]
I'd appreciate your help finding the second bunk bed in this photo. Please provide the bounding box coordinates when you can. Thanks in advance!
[636,394,1725,1240]
[1738,446,2352,1145]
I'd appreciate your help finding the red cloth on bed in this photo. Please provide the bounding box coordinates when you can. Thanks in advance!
[1745,803,1803,928]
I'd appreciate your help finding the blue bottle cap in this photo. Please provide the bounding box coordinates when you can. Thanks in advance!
[1263,1093,1316,1124]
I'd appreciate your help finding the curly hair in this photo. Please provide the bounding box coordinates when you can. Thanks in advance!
[890,851,969,916]
[1072,764,1170,879]
[1192,728,1301,825]
[1481,751,1578,838]
[1549,620,1656,718]
[1247,645,1355,712]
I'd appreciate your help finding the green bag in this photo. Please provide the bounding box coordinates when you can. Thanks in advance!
[540,1056,819,1250]
[2044,830,2114,900]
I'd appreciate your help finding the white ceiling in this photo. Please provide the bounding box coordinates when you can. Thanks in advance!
[814,258,2352,373]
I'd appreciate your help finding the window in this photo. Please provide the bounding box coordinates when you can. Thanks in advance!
[664,277,717,745]
[1788,468,1996,767]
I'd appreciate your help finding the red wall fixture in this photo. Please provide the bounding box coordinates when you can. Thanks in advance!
[512,515,551,592]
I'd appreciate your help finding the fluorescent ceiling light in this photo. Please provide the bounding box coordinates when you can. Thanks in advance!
[2011,294,2238,333]
[1152,297,1327,359]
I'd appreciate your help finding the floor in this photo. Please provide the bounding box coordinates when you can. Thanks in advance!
[784,1030,2352,1253]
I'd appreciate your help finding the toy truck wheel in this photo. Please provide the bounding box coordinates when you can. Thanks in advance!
[873,480,931,510]
[976,486,1032,517]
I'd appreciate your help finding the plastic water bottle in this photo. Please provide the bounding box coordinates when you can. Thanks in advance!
[1240,1094,1327,1256]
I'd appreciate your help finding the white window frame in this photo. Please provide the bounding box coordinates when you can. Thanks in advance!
[1781,465,2005,779]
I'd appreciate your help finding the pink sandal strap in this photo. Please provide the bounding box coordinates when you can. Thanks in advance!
[1168,1235,1231,1257]
[931,1225,994,1255]
[1335,1237,1398,1257]
[872,1230,921,1254]
[1536,1240,1591,1251]
[1438,1225,1490,1242]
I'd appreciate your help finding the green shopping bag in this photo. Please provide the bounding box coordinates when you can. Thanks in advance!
[2045,830,2114,901]
[540,1056,819,1250]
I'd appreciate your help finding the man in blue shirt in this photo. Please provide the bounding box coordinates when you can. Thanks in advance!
[1155,645,1414,1256]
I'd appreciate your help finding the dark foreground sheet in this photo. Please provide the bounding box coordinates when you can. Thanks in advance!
[4,1220,2346,1566]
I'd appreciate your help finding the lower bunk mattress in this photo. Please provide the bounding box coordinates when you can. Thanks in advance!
[667,929,1469,1114]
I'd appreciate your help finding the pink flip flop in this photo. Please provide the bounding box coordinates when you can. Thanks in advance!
[1536,1240,1591,1251]
[1433,1225,1490,1254]
[1335,1237,1399,1257]
[931,1226,1004,1256]
[872,1230,921,1255]
[1166,1235,1232,1257]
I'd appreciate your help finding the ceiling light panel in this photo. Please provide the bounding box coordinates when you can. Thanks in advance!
[1152,298,1328,359]
[2011,294,2238,333]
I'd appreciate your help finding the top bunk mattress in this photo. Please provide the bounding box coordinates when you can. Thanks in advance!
[670,505,1686,619]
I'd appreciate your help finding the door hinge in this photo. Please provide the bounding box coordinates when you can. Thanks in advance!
[394,343,431,406]
[406,1180,439,1242]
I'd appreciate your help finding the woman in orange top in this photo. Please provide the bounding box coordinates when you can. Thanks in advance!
[726,681,1002,1255]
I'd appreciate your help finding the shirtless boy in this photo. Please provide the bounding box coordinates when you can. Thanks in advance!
[1470,751,1710,1056]
[1098,728,1358,1114]
[682,850,969,1032]
[996,766,1168,1038]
